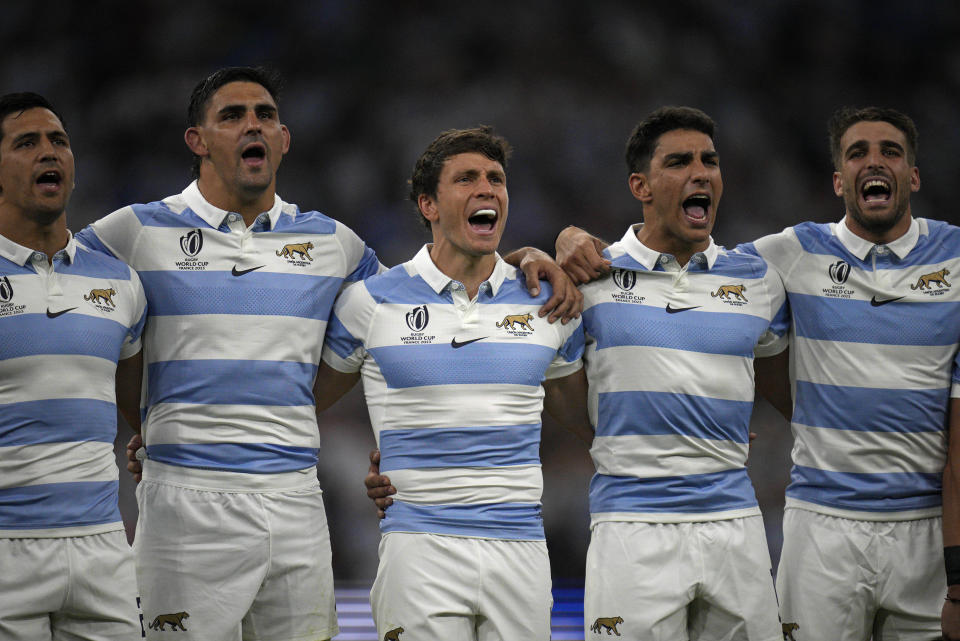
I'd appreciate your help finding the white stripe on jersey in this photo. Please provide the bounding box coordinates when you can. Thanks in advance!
[792,422,946,475]
[388,465,543,505]
[591,434,749,478]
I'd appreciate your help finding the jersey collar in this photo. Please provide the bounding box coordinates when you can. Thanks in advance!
[617,223,719,270]
[182,180,284,230]
[0,230,76,266]
[834,215,920,260]
[411,244,510,296]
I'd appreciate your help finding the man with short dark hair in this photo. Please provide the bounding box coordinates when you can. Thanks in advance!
[370,108,789,639]
[315,126,589,641]
[84,67,580,641]
[744,106,960,641]
[556,106,960,640]
[0,92,147,640]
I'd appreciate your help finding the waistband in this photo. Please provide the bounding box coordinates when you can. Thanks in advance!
[142,459,320,492]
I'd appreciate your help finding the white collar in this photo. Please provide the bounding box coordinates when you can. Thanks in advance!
[181,180,284,230]
[410,244,511,296]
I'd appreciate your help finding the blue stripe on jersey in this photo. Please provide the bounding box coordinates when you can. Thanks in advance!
[146,443,319,473]
[379,424,541,471]
[0,399,116,446]
[147,360,316,406]
[795,380,948,433]
[589,468,757,514]
[787,464,942,511]
[584,302,769,356]
[381,501,544,539]
[73,227,117,259]
[272,209,337,234]
[0,481,120,529]
[324,312,362,359]
[597,390,752,442]
[345,245,381,283]
[64,247,133,279]
[792,293,960,346]
[0,257,38,275]
[368,342,556,388]
[130,203,209,228]
[710,252,769,279]
[0,313,128,361]
[139,270,341,319]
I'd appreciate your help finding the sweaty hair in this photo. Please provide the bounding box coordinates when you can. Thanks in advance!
[409,126,512,228]
[0,92,65,152]
[187,66,282,177]
[828,106,918,169]
[625,106,716,174]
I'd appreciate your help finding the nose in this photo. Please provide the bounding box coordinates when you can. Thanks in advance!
[691,158,710,184]
[244,110,262,134]
[476,176,495,196]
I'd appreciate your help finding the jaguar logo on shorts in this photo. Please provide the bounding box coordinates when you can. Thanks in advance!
[383,626,404,641]
[711,284,748,305]
[612,269,636,291]
[148,611,189,631]
[782,621,799,641]
[910,267,951,295]
[829,260,850,285]
[590,616,623,635]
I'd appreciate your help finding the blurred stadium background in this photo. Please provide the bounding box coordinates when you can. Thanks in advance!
[5,1,959,637]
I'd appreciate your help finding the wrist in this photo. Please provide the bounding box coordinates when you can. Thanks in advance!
[946,546,960,587]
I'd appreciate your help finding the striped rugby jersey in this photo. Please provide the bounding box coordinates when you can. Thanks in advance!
[742,217,960,519]
[322,246,584,540]
[75,181,381,479]
[0,232,146,536]
[583,225,788,524]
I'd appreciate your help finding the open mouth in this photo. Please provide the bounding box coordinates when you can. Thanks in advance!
[241,144,266,163]
[682,194,711,222]
[861,177,892,204]
[35,170,62,191]
[468,208,497,233]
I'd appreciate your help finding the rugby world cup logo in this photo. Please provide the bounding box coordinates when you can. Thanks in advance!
[829,260,850,285]
[612,269,636,291]
[406,305,429,332]
[179,229,204,257]
[0,277,12,303]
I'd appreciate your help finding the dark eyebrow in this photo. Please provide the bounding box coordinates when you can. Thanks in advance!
[879,140,905,153]
[10,131,39,145]
[663,151,693,164]
[701,150,719,162]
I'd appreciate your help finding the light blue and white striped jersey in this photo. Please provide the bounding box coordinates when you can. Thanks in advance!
[322,246,584,540]
[0,232,146,537]
[583,225,788,525]
[75,181,381,481]
[742,217,960,520]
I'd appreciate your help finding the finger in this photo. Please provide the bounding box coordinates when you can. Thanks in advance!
[521,264,541,298]
[368,449,381,465]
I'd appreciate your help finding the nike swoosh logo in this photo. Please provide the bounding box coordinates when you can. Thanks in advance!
[451,336,487,349]
[231,265,265,277]
[665,304,700,314]
[46,307,77,318]
[870,296,903,306]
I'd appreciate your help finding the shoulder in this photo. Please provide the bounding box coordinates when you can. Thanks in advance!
[72,243,139,280]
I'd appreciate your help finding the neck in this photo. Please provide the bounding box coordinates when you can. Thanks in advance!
[843,209,912,245]
[0,206,69,261]
[196,175,275,226]
[428,243,497,299]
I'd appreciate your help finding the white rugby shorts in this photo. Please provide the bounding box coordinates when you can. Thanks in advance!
[777,507,944,641]
[135,461,337,641]
[0,530,142,640]
[370,532,552,641]
[584,517,782,640]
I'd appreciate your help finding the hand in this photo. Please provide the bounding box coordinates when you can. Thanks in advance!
[944,596,960,640]
[517,247,582,324]
[556,226,611,285]
[364,449,396,520]
[125,433,144,484]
